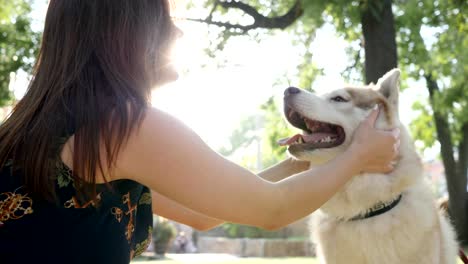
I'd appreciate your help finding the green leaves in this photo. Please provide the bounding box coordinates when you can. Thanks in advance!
[218,115,262,157]
[0,0,39,106]
[410,100,437,151]
[260,97,295,164]
[395,0,468,150]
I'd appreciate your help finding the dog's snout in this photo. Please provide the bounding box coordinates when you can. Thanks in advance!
[284,87,301,96]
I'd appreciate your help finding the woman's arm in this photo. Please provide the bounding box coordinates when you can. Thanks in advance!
[152,158,309,230]
[151,190,222,231]
[258,158,310,182]
[116,107,397,230]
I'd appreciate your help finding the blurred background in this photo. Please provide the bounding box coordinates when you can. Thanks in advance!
[0,0,466,263]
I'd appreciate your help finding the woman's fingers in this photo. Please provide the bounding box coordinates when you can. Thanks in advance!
[365,105,380,126]
[391,128,400,138]
[350,105,403,174]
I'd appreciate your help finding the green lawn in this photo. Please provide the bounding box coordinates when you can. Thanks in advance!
[133,258,468,264]
[133,257,317,264]
[132,253,468,264]
[131,248,468,264]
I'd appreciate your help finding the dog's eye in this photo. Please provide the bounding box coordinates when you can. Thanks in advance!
[330,96,349,103]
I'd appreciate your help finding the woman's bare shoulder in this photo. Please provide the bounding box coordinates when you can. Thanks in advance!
[114,107,214,181]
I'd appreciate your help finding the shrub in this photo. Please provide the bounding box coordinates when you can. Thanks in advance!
[153,220,177,255]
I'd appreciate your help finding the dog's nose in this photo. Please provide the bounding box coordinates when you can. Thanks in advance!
[284,87,301,96]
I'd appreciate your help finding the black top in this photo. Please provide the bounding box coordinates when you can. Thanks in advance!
[0,150,153,263]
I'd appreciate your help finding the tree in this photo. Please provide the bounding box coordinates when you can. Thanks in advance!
[396,0,468,244]
[0,0,39,106]
[187,0,467,243]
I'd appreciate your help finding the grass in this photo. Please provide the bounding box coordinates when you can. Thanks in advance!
[131,247,468,264]
[132,257,468,264]
[133,257,317,264]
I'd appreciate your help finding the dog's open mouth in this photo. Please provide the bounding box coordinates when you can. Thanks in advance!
[278,107,346,149]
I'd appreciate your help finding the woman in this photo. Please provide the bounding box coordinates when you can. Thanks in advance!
[0,1,399,263]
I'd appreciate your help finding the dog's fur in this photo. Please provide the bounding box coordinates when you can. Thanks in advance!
[283,69,458,263]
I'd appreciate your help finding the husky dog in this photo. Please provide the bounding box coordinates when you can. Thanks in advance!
[280,69,458,264]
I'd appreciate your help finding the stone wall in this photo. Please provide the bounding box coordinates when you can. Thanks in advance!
[196,237,315,257]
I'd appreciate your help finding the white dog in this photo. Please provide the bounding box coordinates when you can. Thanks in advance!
[280,69,458,264]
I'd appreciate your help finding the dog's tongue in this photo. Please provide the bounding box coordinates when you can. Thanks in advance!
[278,133,335,146]
[278,134,302,146]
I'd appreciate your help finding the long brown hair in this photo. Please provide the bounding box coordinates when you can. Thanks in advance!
[0,0,174,200]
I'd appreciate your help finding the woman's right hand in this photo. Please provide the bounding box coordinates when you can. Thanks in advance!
[348,105,400,174]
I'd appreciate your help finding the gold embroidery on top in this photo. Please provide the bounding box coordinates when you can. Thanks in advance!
[0,187,33,224]
[111,207,123,223]
[126,218,135,242]
[64,193,102,209]
[111,192,137,243]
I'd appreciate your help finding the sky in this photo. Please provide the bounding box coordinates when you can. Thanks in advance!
[18,0,431,157]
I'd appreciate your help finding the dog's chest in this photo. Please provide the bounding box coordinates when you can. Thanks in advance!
[311,197,440,264]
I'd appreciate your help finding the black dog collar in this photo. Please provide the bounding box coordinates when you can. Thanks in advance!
[348,194,402,221]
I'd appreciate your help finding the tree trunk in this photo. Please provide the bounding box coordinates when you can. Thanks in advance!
[426,75,468,245]
[458,124,468,230]
[361,0,398,84]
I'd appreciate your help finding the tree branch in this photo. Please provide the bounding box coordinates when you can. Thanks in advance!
[207,0,220,21]
[218,1,264,19]
[186,0,304,33]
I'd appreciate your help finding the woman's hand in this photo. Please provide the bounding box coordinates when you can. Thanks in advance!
[348,105,400,174]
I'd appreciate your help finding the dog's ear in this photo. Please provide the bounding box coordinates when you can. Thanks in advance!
[376,68,400,107]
